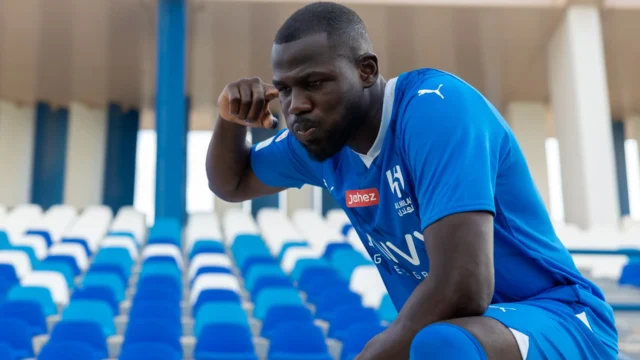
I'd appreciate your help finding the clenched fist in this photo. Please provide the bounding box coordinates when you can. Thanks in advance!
[217,77,280,129]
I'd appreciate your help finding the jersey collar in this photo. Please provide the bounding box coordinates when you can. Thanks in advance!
[356,77,398,167]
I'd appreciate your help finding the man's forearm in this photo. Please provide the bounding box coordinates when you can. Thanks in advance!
[392,274,490,343]
[206,117,251,200]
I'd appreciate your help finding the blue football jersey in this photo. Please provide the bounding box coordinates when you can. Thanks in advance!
[250,68,612,324]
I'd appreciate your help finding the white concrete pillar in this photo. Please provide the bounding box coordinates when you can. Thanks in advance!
[188,4,216,215]
[64,102,107,208]
[547,5,618,229]
[507,102,550,209]
[0,101,36,206]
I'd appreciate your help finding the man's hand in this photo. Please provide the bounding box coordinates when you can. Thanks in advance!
[354,323,415,360]
[217,77,280,129]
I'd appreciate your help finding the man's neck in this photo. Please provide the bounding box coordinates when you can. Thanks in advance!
[348,77,387,155]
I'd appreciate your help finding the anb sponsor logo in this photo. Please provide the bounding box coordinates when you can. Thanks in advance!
[346,188,380,208]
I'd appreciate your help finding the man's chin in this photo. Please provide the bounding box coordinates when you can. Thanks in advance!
[304,143,341,162]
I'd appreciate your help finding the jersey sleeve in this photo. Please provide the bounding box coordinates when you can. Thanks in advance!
[250,128,324,189]
[400,76,509,231]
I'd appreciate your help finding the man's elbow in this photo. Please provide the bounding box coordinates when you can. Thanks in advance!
[452,277,494,317]
[208,182,242,203]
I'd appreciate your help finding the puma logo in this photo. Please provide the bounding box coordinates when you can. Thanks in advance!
[418,84,444,99]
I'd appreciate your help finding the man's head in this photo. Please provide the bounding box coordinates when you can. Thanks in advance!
[272,2,380,161]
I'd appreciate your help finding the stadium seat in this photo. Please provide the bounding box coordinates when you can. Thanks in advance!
[129,301,182,329]
[244,264,286,292]
[261,304,315,339]
[71,286,119,315]
[194,323,258,360]
[189,253,234,281]
[190,273,241,305]
[190,240,226,259]
[314,288,363,321]
[0,300,47,335]
[339,323,386,360]
[327,305,380,341]
[119,342,182,360]
[253,288,304,320]
[267,323,332,360]
[82,272,125,302]
[122,318,182,354]
[47,320,108,358]
[38,340,102,360]
[36,259,75,288]
[7,286,56,316]
[251,275,294,301]
[21,271,69,306]
[193,289,242,318]
[0,318,34,358]
[148,217,181,246]
[194,302,250,337]
[61,300,115,337]
[0,343,15,360]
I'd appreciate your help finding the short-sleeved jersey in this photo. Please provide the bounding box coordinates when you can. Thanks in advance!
[250,68,613,330]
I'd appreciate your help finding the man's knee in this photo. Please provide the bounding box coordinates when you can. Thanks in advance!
[410,323,488,360]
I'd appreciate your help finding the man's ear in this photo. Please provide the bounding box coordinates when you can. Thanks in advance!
[357,52,379,88]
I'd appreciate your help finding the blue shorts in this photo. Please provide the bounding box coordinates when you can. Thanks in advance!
[483,285,618,359]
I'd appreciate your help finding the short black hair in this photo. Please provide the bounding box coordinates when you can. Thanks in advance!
[274,2,372,57]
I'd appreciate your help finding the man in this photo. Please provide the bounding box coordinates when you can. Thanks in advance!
[206,2,618,359]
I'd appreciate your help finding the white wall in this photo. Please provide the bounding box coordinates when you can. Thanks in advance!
[0,101,35,206]
[64,102,107,208]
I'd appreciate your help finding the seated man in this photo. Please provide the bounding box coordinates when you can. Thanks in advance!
[206,2,618,359]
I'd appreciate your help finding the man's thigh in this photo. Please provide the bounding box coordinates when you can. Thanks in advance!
[479,300,616,360]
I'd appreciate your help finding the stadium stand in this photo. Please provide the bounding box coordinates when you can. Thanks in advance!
[0,204,639,359]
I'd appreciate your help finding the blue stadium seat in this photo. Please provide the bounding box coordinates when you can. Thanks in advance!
[61,300,115,337]
[315,288,362,321]
[304,276,350,305]
[0,343,15,360]
[119,342,182,360]
[194,302,249,337]
[7,286,56,316]
[339,323,386,360]
[340,224,353,237]
[122,319,182,354]
[330,248,371,281]
[378,294,398,323]
[133,286,181,304]
[129,301,181,329]
[251,275,294,301]
[137,275,181,301]
[0,318,34,359]
[0,278,13,301]
[193,289,242,318]
[245,264,286,292]
[268,323,332,360]
[254,288,303,320]
[190,240,225,259]
[291,258,333,282]
[38,340,102,360]
[0,300,47,335]
[45,254,81,276]
[148,217,181,246]
[37,259,75,289]
[143,256,182,271]
[60,237,91,257]
[82,272,125,302]
[298,265,341,294]
[48,320,108,359]
[87,262,128,287]
[231,235,271,272]
[261,305,314,339]
[240,256,277,277]
[71,286,119,315]
[195,324,258,360]
[0,264,19,287]
[278,241,308,261]
[93,247,133,273]
[327,305,379,341]
[323,242,353,260]
[140,261,181,284]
